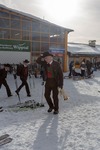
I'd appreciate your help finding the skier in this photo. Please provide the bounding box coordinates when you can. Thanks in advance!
[0,64,12,97]
[15,59,31,97]
[36,52,63,114]
[68,60,74,78]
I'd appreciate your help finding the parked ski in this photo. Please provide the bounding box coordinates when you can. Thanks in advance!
[0,134,9,141]
[0,138,12,146]
[3,99,45,112]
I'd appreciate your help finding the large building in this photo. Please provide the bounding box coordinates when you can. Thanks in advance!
[0,4,73,71]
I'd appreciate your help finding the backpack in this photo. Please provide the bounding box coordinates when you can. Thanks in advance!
[16,64,23,76]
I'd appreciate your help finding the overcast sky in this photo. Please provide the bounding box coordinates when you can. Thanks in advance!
[0,0,100,44]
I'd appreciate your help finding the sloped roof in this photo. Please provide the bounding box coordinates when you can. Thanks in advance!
[68,43,100,56]
[0,4,74,33]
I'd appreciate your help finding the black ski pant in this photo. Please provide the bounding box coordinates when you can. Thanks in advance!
[16,78,30,95]
[81,70,85,77]
[68,68,73,77]
[0,79,12,97]
[45,78,59,111]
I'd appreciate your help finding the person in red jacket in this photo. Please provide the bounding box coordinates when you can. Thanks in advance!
[15,59,31,97]
[36,52,63,114]
[0,64,12,97]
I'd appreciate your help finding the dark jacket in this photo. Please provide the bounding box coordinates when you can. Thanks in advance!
[19,65,28,80]
[86,60,92,70]
[36,56,63,88]
[0,68,7,83]
[69,61,74,70]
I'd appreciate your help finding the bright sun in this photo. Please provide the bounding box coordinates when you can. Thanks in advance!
[43,0,79,22]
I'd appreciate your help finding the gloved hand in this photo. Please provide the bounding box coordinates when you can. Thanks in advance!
[58,87,69,100]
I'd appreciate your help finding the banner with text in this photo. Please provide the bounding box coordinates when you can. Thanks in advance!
[0,40,30,52]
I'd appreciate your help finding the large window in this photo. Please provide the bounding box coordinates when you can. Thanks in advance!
[57,44,64,49]
[22,17,30,21]
[11,19,21,29]
[11,14,20,20]
[49,43,57,49]
[32,42,40,51]
[50,35,57,43]
[56,27,61,34]
[0,18,9,28]
[0,29,10,39]
[50,26,57,34]
[32,32,40,41]
[11,30,21,39]
[22,31,30,40]
[40,23,49,33]
[41,33,49,42]
[57,34,64,44]
[32,21,40,32]
[22,20,31,31]
[41,42,49,52]
[0,11,9,18]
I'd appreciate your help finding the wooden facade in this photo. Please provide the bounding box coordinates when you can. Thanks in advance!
[0,5,73,71]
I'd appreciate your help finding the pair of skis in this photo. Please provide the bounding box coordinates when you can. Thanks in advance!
[0,134,12,146]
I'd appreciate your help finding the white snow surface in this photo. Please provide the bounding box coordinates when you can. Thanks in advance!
[0,71,100,150]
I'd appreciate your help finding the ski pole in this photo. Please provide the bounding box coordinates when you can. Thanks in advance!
[28,74,32,89]
[32,74,35,88]
[40,81,45,107]
[13,74,21,103]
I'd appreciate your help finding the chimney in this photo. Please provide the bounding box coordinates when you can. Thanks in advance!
[88,40,96,47]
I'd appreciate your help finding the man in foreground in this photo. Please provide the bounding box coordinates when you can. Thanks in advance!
[36,52,63,114]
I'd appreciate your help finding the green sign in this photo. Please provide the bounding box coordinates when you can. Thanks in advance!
[0,40,30,52]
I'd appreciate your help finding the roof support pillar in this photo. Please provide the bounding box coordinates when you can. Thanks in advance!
[63,32,68,72]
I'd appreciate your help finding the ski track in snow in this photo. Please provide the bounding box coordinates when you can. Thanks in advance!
[0,71,100,150]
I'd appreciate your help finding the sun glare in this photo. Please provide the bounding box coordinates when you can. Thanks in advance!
[43,0,79,22]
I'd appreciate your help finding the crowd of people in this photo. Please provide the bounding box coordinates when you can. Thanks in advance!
[68,59,94,79]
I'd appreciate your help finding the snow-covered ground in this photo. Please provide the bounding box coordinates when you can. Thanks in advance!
[0,71,100,150]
